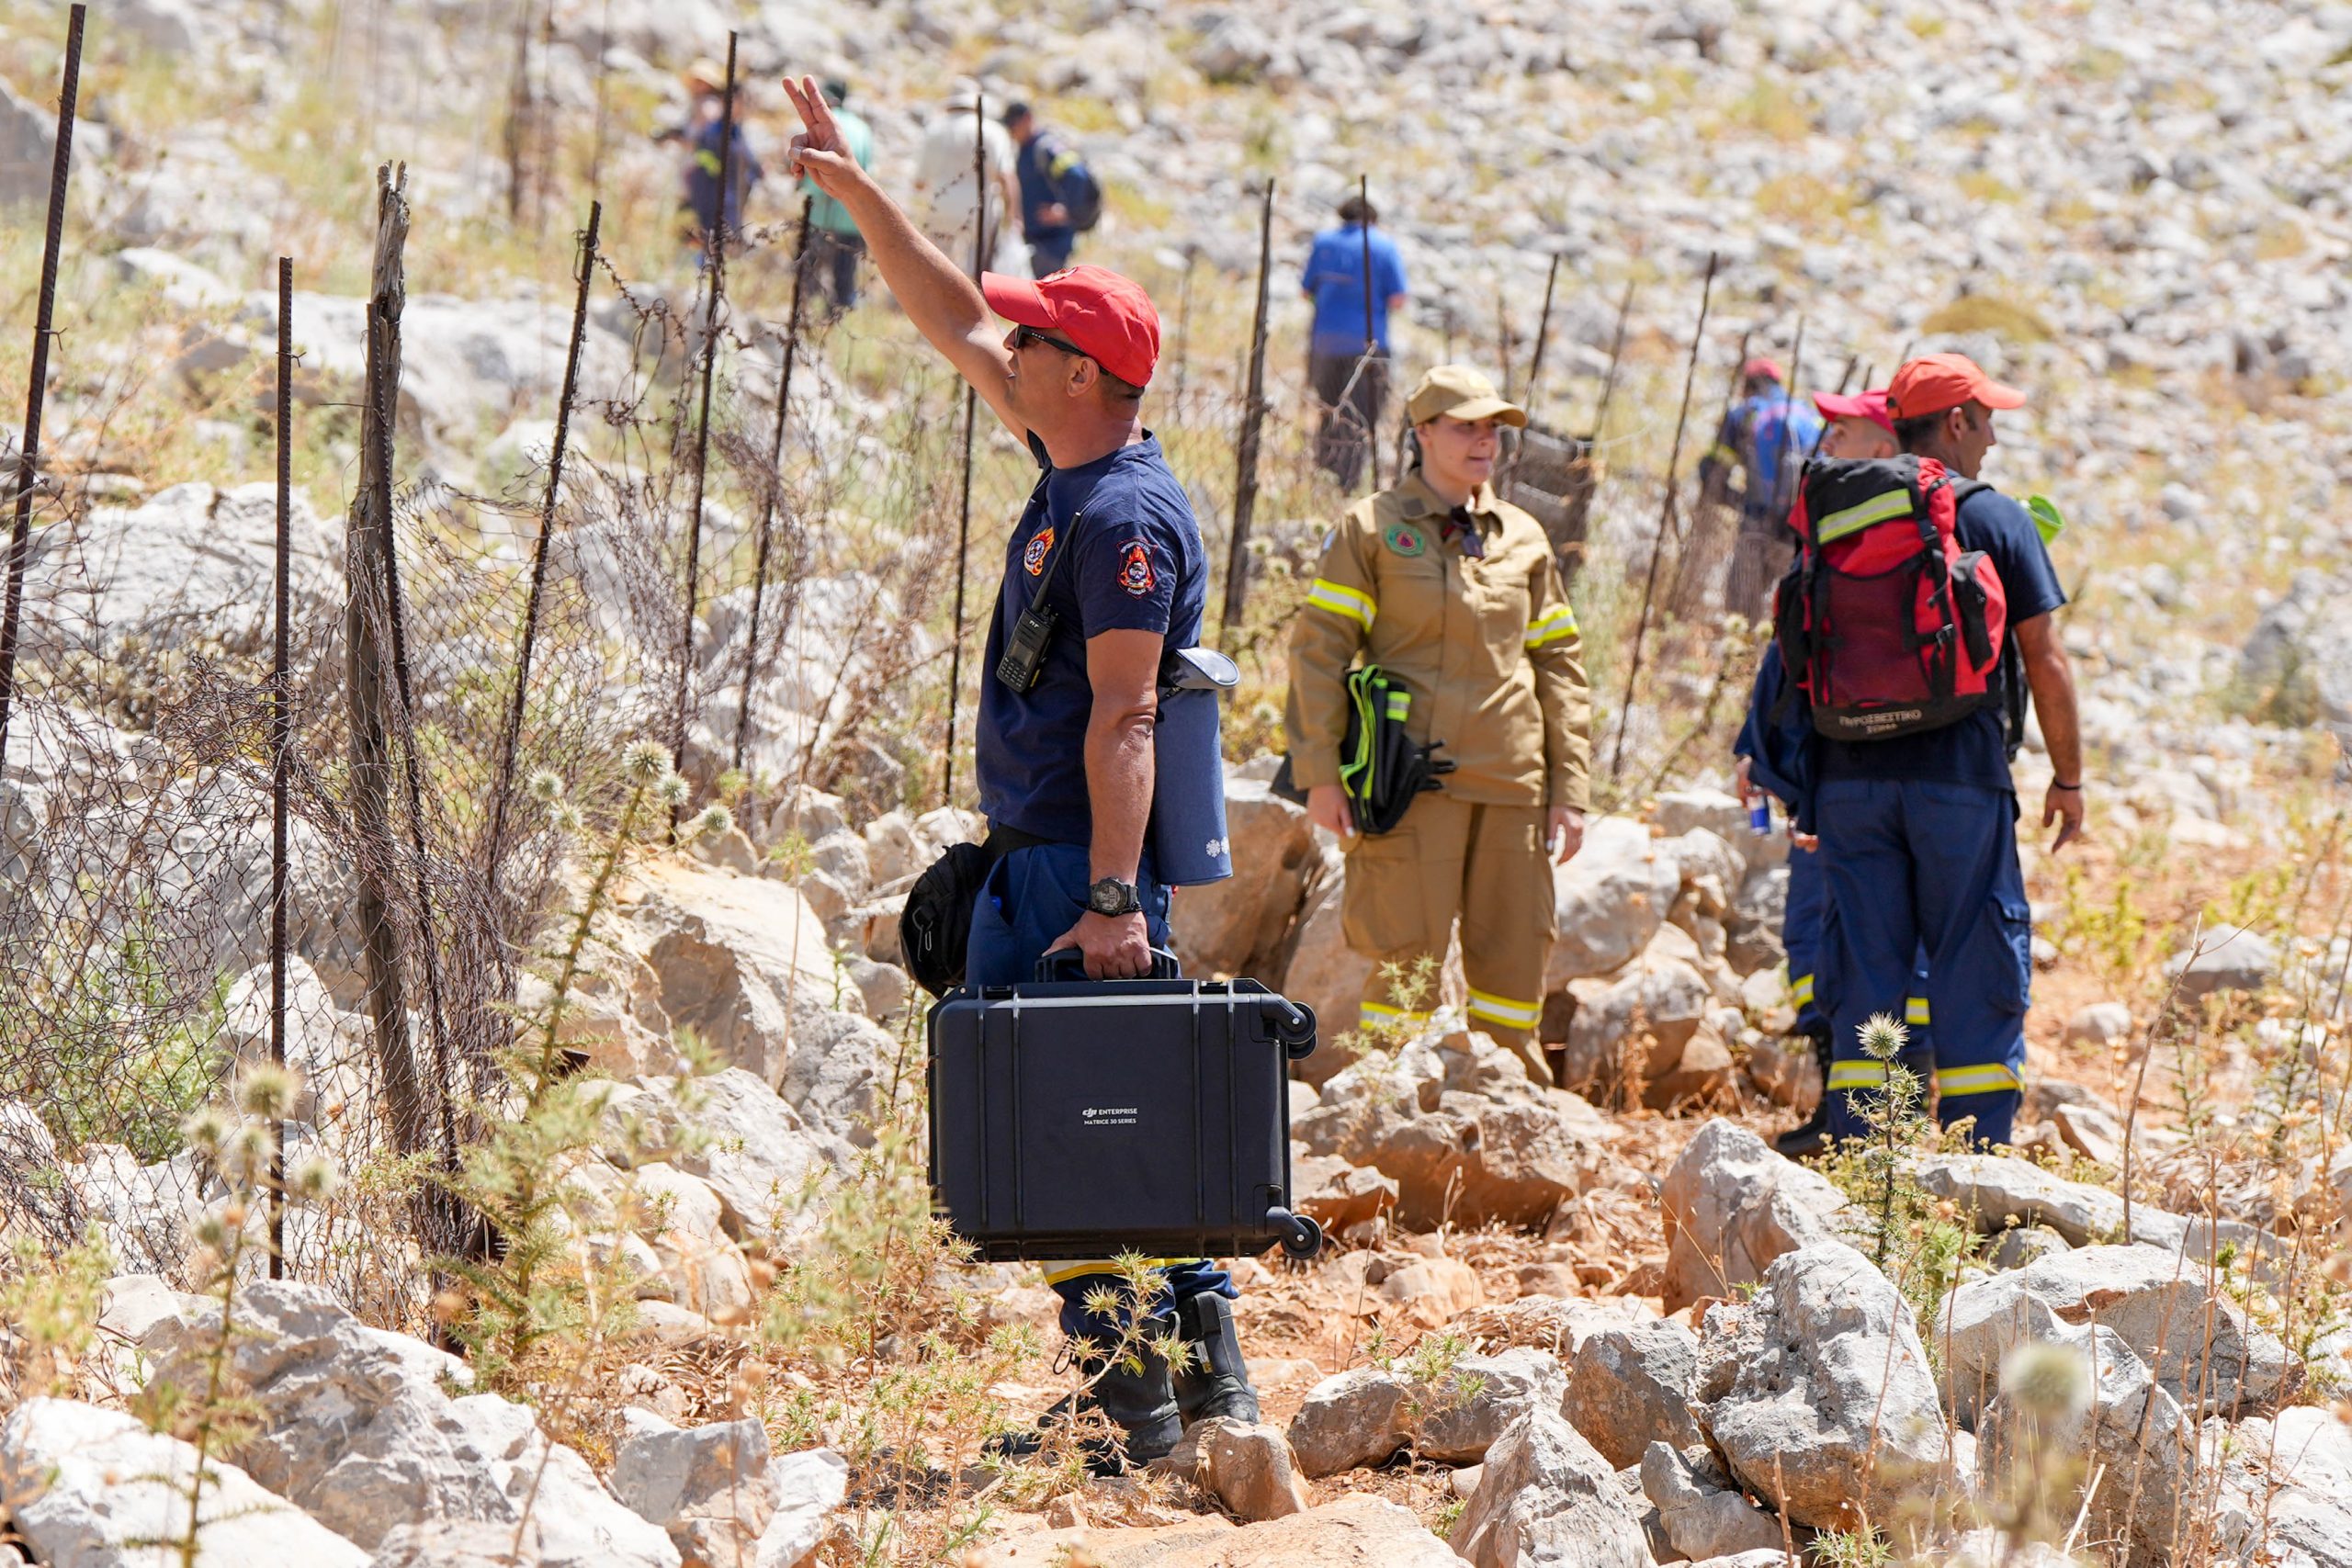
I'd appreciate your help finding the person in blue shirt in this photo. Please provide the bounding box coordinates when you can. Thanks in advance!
[1004,101,1086,276]
[1810,354,2085,1151]
[785,74,1254,1475]
[1303,195,1408,490]
[1709,356,1823,615]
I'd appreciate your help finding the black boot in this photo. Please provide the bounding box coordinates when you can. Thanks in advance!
[1170,1292,1261,1426]
[984,1345,1182,1475]
[1772,1027,1837,1160]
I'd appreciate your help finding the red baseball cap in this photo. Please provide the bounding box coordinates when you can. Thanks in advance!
[1742,356,1785,383]
[981,265,1160,389]
[1812,388,1894,435]
[1887,352,2025,420]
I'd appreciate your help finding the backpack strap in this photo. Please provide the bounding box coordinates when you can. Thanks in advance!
[1946,476,2027,753]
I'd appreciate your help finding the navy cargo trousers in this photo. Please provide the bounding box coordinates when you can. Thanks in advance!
[1814,779,2030,1148]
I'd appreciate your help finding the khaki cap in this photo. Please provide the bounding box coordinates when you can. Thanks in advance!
[1406,365,1527,427]
[682,58,728,92]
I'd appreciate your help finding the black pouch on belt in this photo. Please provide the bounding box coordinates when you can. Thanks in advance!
[900,826,1055,998]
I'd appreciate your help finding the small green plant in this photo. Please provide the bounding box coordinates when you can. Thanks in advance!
[0,1229,113,1400]
[1323,955,1442,1072]
[436,742,729,1388]
[1821,1014,1979,1330]
[1814,1525,1894,1568]
[764,1016,1044,1553]
[1980,1339,2092,1549]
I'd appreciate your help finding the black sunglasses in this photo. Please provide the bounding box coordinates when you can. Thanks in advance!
[1013,323,1091,360]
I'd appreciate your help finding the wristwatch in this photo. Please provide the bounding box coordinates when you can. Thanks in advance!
[1087,877,1143,917]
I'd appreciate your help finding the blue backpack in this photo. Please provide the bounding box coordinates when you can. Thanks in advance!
[1740,396,1821,514]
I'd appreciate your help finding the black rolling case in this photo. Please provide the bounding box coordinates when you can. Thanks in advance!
[927,950,1324,1263]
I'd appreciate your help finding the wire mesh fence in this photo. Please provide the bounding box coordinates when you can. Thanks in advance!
[0,152,1797,1327]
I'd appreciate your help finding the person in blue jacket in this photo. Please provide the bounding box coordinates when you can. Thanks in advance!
[1736,639,1933,1158]
[668,59,762,267]
[1736,386,1931,1157]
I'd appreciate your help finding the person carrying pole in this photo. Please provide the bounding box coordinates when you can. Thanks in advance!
[1283,366,1592,1088]
[784,73,1255,1474]
[1303,193,1408,491]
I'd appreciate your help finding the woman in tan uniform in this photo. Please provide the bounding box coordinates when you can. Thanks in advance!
[1283,366,1592,1083]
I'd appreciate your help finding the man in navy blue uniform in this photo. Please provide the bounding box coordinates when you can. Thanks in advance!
[1812,354,2085,1149]
[784,75,1252,1472]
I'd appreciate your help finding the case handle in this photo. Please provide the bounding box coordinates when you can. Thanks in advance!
[1032,945,1184,982]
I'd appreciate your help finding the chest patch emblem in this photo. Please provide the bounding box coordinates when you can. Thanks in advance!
[1117,538,1158,598]
[1023,527,1056,576]
[1383,523,1427,558]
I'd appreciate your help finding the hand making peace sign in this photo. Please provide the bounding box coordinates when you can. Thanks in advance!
[781,75,859,198]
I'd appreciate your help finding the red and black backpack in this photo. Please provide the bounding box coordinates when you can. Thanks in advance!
[1773,454,2007,742]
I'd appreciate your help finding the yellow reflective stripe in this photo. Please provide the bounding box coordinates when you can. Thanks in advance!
[1905,997,1931,1026]
[1466,988,1543,1028]
[1791,974,1815,1006]
[1384,692,1410,720]
[1936,1064,2023,1097]
[1815,488,1914,545]
[1305,578,1376,628]
[1826,1059,1889,1090]
[1522,608,1580,649]
[1360,1002,1430,1026]
[1042,1257,1201,1286]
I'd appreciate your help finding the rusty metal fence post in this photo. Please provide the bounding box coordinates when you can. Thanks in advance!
[1220,179,1275,642]
[0,3,87,782]
[488,198,600,881]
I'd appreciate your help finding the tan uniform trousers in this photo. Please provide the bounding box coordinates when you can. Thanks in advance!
[1340,793,1557,1082]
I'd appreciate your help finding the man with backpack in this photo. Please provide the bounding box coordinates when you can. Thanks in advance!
[1781,353,2083,1150]
[1003,102,1102,276]
[1712,357,1824,615]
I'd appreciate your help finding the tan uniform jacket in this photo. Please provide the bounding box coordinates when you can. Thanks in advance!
[1284,473,1592,811]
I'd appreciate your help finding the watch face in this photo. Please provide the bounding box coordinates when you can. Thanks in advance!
[1091,878,1135,914]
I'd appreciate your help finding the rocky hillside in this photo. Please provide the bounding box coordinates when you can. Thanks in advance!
[0,0,2347,1565]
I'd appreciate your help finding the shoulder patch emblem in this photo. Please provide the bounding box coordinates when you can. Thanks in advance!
[1383,522,1427,558]
[1116,538,1158,598]
[1023,527,1056,576]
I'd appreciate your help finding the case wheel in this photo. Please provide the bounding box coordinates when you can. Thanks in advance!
[1274,1001,1318,1059]
[1272,1210,1323,1260]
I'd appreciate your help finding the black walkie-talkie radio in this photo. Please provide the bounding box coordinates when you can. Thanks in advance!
[996,507,1081,694]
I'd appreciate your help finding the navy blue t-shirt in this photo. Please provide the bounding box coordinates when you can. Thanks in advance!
[1815,485,2067,795]
[975,432,1208,846]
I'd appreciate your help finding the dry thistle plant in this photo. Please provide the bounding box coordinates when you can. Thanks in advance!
[131,1064,339,1567]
